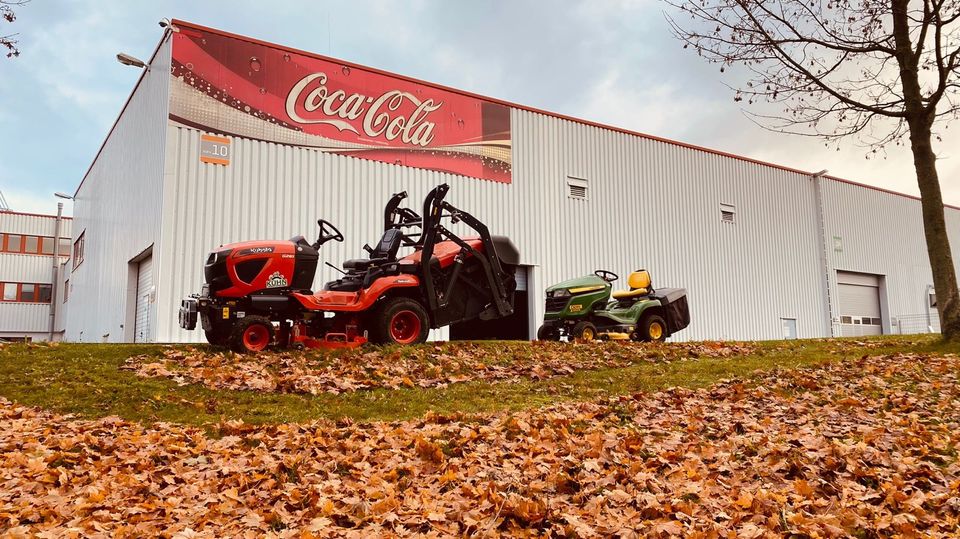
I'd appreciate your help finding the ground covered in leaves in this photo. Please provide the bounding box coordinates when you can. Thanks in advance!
[3,351,959,537]
[121,341,757,395]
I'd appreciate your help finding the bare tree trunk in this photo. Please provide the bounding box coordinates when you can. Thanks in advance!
[907,120,960,339]
[892,0,960,339]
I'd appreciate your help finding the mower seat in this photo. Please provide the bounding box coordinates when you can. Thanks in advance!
[612,270,651,300]
[343,229,404,271]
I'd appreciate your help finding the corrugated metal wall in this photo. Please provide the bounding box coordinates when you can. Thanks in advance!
[0,304,50,334]
[0,212,72,339]
[0,212,72,236]
[821,180,960,334]
[158,107,832,342]
[74,39,960,343]
[63,34,171,342]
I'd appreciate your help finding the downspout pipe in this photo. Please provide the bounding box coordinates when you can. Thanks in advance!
[48,202,63,341]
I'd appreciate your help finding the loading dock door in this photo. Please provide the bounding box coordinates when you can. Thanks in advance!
[134,256,154,343]
[837,271,882,337]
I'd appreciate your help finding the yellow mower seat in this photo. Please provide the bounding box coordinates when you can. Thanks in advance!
[611,270,651,299]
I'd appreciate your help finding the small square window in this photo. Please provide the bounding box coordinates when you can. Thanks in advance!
[59,238,71,257]
[41,237,55,255]
[37,284,52,303]
[840,316,852,324]
[20,284,35,302]
[5,234,21,252]
[1,283,15,301]
[24,236,38,254]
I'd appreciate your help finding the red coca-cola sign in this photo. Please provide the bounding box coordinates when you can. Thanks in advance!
[169,25,512,183]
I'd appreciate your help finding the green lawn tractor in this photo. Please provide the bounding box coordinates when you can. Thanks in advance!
[537,269,690,342]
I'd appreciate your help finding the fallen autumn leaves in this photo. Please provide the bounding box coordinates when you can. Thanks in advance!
[3,352,959,537]
[121,341,758,395]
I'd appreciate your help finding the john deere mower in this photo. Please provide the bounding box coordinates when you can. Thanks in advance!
[179,184,519,353]
[537,269,689,342]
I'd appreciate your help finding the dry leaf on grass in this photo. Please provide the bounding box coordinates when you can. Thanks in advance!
[3,352,959,536]
[122,340,759,395]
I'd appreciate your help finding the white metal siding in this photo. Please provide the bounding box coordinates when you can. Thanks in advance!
[64,34,171,343]
[74,33,960,343]
[158,108,829,343]
[134,256,153,343]
[0,304,50,333]
[0,212,72,339]
[821,180,960,334]
[0,212,73,237]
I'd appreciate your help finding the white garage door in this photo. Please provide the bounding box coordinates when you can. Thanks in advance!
[837,271,882,337]
[134,256,154,343]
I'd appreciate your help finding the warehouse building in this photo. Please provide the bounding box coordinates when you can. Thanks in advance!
[0,210,71,342]
[64,20,952,343]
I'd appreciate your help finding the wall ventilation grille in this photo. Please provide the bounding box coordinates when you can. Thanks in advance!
[567,177,588,200]
[720,203,736,223]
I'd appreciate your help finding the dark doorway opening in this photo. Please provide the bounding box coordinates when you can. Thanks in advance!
[450,290,529,340]
[450,266,531,341]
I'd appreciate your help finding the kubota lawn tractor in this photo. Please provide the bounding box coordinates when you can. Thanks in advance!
[179,184,519,353]
[537,269,690,342]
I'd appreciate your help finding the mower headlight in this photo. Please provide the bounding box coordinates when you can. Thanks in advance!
[550,289,571,298]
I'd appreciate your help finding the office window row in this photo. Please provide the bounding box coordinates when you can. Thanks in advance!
[0,282,53,303]
[0,233,71,256]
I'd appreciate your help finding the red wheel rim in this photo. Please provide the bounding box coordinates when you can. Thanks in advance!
[242,324,270,352]
[389,310,422,344]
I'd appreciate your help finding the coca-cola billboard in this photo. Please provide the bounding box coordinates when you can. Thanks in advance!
[169,26,512,183]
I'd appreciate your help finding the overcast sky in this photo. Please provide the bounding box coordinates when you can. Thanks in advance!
[1,0,958,217]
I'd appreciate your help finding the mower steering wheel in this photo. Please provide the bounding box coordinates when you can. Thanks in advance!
[316,219,344,245]
[594,269,619,283]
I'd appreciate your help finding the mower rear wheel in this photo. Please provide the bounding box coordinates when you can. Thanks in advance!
[537,324,560,341]
[639,314,668,342]
[570,321,598,341]
[370,297,430,345]
[229,316,275,354]
[204,328,229,347]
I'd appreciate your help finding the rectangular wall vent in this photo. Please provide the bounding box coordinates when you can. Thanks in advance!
[720,203,736,223]
[567,177,588,200]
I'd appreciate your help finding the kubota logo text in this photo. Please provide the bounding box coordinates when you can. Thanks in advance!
[285,73,442,147]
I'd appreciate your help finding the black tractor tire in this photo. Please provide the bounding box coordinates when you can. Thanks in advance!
[537,324,561,341]
[229,315,275,354]
[369,297,430,345]
[570,321,598,341]
[638,314,668,342]
[204,328,229,347]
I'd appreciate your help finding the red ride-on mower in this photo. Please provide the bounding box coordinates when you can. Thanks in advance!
[178,184,520,353]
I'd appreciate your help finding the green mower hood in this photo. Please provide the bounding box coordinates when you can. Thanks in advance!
[544,274,612,319]
[546,274,608,294]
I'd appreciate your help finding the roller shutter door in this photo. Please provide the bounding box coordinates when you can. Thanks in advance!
[837,271,882,337]
[134,256,154,343]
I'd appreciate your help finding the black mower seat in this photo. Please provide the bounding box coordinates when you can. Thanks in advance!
[343,257,389,271]
[342,229,404,271]
[612,270,652,299]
